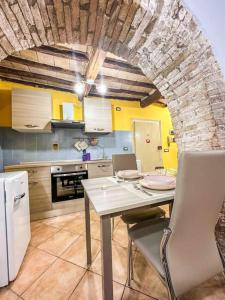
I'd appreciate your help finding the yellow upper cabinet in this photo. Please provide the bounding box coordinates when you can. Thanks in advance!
[12,88,52,133]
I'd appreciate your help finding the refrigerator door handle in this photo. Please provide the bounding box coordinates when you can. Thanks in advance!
[14,192,26,204]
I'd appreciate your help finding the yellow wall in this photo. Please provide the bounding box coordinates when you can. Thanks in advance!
[111,100,178,169]
[0,81,82,126]
[0,80,177,169]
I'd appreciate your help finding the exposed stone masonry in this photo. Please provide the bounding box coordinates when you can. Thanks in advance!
[0,0,224,257]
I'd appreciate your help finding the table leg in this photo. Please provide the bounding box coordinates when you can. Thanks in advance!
[84,191,92,267]
[101,215,113,300]
[169,201,173,217]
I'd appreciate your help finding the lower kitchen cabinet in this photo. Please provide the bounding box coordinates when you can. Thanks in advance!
[29,179,52,213]
[88,162,113,178]
[6,166,52,215]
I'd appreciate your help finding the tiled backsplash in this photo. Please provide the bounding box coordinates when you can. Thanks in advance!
[0,128,133,166]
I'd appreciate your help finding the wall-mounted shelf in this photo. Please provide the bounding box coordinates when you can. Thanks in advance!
[51,119,85,129]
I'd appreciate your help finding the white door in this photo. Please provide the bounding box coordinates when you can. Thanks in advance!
[133,120,163,172]
[5,172,30,281]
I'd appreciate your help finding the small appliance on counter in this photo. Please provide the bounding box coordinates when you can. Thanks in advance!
[0,171,31,287]
[51,164,88,202]
[82,149,91,161]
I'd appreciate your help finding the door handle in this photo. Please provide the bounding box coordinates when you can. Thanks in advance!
[14,192,26,204]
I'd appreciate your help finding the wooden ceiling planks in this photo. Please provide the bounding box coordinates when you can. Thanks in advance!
[0,43,161,102]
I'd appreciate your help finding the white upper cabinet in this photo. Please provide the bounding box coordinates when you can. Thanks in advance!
[84,97,112,133]
[12,88,52,133]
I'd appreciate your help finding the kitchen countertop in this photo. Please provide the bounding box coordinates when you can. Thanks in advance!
[4,159,112,170]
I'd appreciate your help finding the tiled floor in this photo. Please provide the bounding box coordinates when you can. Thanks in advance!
[0,207,225,300]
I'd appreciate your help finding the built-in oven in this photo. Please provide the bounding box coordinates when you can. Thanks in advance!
[51,164,88,202]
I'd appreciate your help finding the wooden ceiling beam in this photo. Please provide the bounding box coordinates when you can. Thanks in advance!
[83,48,107,96]
[90,86,148,97]
[88,93,140,101]
[0,75,75,93]
[103,58,143,75]
[0,66,76,87]
[140,90,166,108]
[4,55,84,79]
[32,45,89,62]
[96,75,156,89]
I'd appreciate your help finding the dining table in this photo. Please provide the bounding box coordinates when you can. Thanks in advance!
[81,176,175,300]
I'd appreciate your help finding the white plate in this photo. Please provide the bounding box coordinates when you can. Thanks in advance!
[117,170,142,180]
[139,175,176,190]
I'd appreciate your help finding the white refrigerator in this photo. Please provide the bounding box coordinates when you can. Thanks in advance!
[0,171,31,287]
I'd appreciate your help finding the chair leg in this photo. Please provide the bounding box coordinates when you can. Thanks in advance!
[167,287,177,300]
[127,238,133,286]
[130,246,134,280]
[111,218,115,237]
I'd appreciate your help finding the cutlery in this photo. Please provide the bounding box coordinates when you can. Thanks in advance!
[134,184,153,196]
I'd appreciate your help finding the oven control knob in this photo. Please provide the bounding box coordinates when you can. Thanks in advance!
[57,167,60,171]
[80,166,82,169]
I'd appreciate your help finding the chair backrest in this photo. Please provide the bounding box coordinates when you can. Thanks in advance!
[166,151,225,297]
[112,153,137,174]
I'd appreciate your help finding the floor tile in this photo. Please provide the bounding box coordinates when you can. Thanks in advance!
[10,247,56,295]
[30,223,60,247]
[37,230,79,256]
[91,241,128,285]
[63,218,100,240]
[90,210,100,222]
[62,217,85,234]
[112,223,129,248]
[22,258,86,300]
[160,205,169,217]
[0,287,19,300]
[90,221,101,240]
[69,271,124,300]
[129,251,168,300]
[122,287,154,299]
[61,235,101,268]
[41,213,79,228]
[30,220,42,232]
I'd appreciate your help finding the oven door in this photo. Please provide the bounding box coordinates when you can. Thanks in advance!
[51,171,87,202]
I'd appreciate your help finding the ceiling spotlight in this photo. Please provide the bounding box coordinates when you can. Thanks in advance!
[74,82,84,95]
[87,79,95,85]
[97,83,107,95]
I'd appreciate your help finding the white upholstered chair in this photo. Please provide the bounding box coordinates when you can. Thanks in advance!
[128,151,225,299]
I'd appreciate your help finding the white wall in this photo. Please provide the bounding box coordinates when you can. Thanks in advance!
[184,0,225,77]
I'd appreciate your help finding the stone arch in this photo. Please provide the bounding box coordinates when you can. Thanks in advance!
[0,0,224,254]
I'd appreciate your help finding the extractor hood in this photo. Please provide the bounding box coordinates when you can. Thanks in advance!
[51,119,85,129]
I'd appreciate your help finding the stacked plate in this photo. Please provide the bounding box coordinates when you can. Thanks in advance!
[139,175,176,190]
[116,170,142,180]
